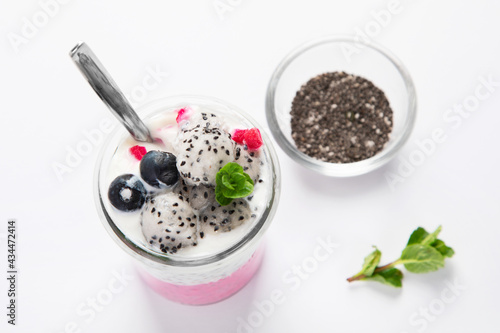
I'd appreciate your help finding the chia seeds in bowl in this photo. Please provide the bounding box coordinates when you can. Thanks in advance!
[266,36,417,177]
[290,71,393,163]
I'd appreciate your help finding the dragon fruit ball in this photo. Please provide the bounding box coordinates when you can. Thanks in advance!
[234,145,263,183]
[198,199,253,238]
[176,126,235,186]
[140,192,198,254]
[177,108,222,131]
[175,179,215,211]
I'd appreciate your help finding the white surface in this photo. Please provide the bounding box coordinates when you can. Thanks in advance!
[1,0,499,332]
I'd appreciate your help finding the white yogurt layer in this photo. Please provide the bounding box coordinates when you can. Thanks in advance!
[103,105,271,260]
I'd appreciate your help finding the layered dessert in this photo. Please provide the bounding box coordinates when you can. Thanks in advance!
[97,100,278,304]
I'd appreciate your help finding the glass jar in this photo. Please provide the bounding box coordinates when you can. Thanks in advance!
[95,95,281,304]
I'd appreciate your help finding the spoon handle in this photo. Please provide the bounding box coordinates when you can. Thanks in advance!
[70,42,154,143]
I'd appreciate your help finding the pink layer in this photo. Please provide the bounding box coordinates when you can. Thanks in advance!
[139,247,264,305]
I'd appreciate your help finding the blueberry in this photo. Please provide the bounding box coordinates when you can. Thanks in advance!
[140,151,179,187]
[108,174,146,212]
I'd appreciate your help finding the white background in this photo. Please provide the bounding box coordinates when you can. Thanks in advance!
[1,0,499,332]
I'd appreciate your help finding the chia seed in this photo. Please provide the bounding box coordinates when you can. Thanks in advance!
[290,71,393,163]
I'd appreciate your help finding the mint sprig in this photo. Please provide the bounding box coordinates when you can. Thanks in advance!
[215,162,254,206]
[347,226,454,288]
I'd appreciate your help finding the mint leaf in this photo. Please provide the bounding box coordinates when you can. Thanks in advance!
[215,191,232,206]
[222,173,253,198]
[400,244,445,273]
[357,247,381,277]
[431,239,455,258]
[348,226,453,288]
[243,172,253,185]
[215,162,254,205]
[363,268,403,288]
[407,227,429,246]
[407,226,453,257]
[421,226,442,246]
[222,175,234,189]
[221,162,241,174]
[240,182,254,197]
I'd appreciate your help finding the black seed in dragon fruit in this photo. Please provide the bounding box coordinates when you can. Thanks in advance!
[140,192,198,254]
[175,179,215,211]
[176,127,235,186]
[198,199,253,237]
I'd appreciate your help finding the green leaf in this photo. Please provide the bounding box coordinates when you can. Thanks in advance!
[400,244,445,273]
[222,162,241,174]
[222,187,238,198]
[431,239,455,258]
[231,172,247,188]
[222,175,234,190]
[243,172,253,185]
[363,268,403,288]
[215,191,232,206]
[406,226,453,258]
[215,162,255,205]
[357,247,381,277]
[421,226,442,246]
[222,186,251,199]
[240,182,255,197]
[407,227,429,246]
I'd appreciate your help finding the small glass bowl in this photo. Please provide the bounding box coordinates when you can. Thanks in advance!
[266,36,417,177]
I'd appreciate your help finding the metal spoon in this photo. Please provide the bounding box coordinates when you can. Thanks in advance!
[70,42,154,143]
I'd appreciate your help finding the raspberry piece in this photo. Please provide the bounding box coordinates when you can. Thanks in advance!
[232,129,248,144]
[176,107,191,124]
[130,145,147,160]
[244,128,263,150]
